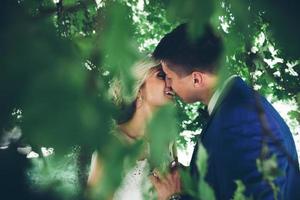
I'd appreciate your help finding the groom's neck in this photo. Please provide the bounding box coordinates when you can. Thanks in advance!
[200,75,218,105]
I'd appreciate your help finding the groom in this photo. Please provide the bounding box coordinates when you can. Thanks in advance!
[151,24,300,200]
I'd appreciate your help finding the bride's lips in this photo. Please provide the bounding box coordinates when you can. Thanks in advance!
[164,90,175,98]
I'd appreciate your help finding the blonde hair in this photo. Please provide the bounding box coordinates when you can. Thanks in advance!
[132,58,161,97]
[110,57,160,123]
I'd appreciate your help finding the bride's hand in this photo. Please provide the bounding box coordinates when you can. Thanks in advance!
[149,168,181,200]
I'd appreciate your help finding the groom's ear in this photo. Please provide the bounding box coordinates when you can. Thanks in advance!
[192,72,203,88]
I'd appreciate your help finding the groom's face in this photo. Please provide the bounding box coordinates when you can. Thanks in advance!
[162,62,199,103]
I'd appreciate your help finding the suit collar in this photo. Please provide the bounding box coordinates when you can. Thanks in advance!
[208,76,242,117]
[207,75,238,115]
[200,76,246,140]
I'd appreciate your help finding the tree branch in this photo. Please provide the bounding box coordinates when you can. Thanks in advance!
[33,0,96,20]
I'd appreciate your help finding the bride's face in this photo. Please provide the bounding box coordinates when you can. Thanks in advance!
[141,67,174,107]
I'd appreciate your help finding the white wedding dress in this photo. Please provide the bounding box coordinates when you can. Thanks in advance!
[89,153,155,200]
[113,141,176,200]
[112,159,153,200]
[88,132,176,200]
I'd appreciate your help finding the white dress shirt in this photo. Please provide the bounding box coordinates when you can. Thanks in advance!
[207,75,238,115]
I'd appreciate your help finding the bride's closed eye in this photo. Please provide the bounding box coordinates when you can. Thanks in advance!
[156,70,166,80]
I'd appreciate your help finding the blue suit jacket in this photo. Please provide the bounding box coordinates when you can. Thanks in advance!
[189,77,300,200]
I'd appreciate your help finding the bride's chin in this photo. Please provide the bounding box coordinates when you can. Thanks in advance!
[165,94,174,99]
[163,96,174,103]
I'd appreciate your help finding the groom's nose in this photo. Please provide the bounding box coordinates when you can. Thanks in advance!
[165,81,173,94]
[165,77,171,88]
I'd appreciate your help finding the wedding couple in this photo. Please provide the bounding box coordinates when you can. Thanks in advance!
[88,24,299,200]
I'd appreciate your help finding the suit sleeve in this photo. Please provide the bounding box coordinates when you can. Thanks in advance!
[218,117,288,200]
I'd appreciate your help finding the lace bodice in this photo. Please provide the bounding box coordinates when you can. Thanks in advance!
[113,159,153,200]
[88,126,176,200]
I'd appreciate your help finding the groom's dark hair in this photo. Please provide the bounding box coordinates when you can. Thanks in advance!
[153,23,223,75]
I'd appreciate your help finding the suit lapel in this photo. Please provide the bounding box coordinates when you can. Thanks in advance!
[189,77,241,175]
[189,112,214,177]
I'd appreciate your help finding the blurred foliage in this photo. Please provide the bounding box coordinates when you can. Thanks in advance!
[196,144,216,200]
[28,147,83,199]
[89,135,144,199]
[148,104,178,172]
[256,147,283,200]
[232,180,253,200]
[0,0,299,199]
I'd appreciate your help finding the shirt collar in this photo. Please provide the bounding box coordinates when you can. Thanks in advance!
[207,75,238,115]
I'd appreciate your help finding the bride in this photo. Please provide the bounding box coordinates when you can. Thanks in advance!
[87,58,179,200]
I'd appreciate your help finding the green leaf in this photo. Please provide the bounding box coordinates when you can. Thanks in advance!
[148,104,179,171]
[199,178,216,200]
[196,143,208,176]
[232,180,252,200]
[256,155,283,182]
[101,2,141,102]
[166,0,217,38]
[196,144,216,200]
